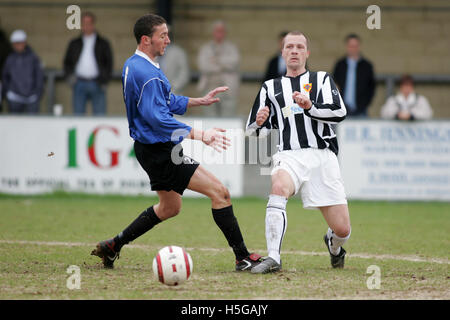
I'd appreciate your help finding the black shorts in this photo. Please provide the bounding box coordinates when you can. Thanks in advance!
[134,140,199,195]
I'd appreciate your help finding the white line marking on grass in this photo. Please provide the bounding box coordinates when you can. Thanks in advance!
[0,239,448,265]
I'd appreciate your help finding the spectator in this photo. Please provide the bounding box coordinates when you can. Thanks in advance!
[1,30,44,114]
[63,12,113,115]
[197,21,240,117]
[159,27,190,95]
[381,75,433,121]
[263,31,288,82]
[0,19,12,112]
[332,34,375,117]
[0,20,11,75]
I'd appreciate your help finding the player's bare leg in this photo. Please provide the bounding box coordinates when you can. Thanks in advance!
[252,169,294,274]
[320,204,351,238]
[320,204,351,268]
[91,191,182,269]
[153,190,182,220]
[187,165,231,209]
[270,169,296,199]
[187,165,262,271]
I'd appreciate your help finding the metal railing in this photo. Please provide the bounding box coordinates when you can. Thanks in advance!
[44,69,450,114]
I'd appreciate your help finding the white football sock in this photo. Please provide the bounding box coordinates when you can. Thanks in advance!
[265,194,288,264]
[326,227,351,256]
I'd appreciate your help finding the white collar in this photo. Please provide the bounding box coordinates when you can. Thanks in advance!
[83,33,97,41]
[135,49,160,69]
[396,92,417,106]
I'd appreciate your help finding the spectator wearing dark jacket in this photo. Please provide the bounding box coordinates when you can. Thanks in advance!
[0,24,12,76]
[263,31,288,82]
[1,30,44,114]
[0,22,12,112]
[332,34,375,117]
[63,12,113,115]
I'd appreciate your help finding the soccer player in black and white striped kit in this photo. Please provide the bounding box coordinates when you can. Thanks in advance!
[247,31,352,273]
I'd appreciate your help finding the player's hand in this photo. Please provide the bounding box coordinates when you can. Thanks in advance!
[293,91,312,110]
[256,106,270,126]
[201,86,229,105]
[202,128,231,152]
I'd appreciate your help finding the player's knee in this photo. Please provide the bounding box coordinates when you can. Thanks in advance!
[171,205,181,217]
[218,185,230,202]
[210,183,230,204]
[271,181,291,198]
[334,225,351,238]
[222,186,231,201]
[166,207,181,219]
[159,202,181,219]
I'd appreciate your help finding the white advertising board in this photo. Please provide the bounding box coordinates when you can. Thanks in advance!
[338,120,450,201]
[0,116,244,197]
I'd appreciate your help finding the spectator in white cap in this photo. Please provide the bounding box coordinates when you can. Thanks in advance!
[10,29,27,43]
[1,29,44,113]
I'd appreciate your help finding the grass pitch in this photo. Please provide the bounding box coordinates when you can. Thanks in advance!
[0,193,449,300]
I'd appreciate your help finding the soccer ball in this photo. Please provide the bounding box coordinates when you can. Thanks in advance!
[152,245,193,286]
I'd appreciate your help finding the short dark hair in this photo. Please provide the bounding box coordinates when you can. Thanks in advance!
[399,74,414,86]
[282,30,309,49]
[82,11,96,23]
[134,14,166,44]
[345,33,360,42]
[279,31,289,39]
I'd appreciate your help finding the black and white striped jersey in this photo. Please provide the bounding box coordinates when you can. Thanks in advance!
[246,70,347,155]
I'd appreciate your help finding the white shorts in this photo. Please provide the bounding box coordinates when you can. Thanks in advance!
[271,148,347,210]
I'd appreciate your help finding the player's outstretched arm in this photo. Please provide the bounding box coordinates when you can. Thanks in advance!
[187,86,229,107]
[187,127,231,152]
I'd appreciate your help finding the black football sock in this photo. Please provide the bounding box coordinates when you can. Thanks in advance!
[113,206,161,251]
[212,205,250,261]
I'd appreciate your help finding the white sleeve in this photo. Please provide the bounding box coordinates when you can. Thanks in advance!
[411,95,433,120]
[245,83,272,137]
[304,73,347,124]
[380,96,399,119]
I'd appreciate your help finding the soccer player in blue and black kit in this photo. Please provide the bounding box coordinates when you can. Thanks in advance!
[91,14,262,271]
